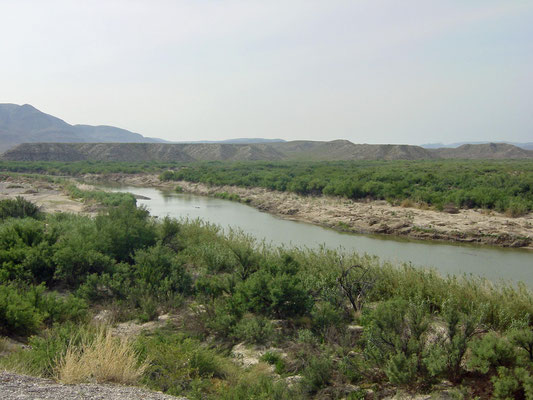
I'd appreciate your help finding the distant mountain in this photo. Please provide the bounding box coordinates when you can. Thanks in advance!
[4,141,532,162]
[0,103,164,153]
[175,138,286,144]
[423,141,533,150]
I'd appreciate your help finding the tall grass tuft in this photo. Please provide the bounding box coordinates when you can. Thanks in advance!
[56,328,147,385]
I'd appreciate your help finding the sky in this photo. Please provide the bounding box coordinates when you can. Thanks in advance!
[1,0,532,144]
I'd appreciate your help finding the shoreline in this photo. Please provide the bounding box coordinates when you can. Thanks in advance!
[83,173,533,250]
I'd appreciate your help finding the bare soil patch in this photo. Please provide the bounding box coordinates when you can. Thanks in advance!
[0,176,85,214]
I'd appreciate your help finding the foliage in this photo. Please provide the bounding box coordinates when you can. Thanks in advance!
[467,332,517,374]
[0,196,42,220]
[423,299,484,382]
[159,159,533,214]
[301,355,333,393]
[65,184,136,207]
[1,196,533,398]
[136,330,235,397]
[0,284,87,336]
[232,314,275,345]
[260,351,286,374]
[491,367,533,400]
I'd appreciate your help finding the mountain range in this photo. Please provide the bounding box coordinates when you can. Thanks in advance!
[1,103,532,162]
[0,103,166,153]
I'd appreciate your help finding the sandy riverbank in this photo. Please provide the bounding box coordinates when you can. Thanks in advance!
[83,173,533,249]
[0,176,85,214]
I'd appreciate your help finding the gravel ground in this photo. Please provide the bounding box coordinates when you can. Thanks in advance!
[0,372,187,400]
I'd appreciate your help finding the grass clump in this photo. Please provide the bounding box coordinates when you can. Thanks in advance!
[57,327,147,384]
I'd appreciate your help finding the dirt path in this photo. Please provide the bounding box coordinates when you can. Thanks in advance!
[83,173,533,249]
[0,176,85,214]
[0,372,186,400]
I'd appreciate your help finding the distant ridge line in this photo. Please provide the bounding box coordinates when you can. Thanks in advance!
[2,141,532,162]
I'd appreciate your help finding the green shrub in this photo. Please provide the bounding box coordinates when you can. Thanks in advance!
[0,217,56,284]
[301,355,333,394]
[235,264,311,319]
[509,327,533,361]
[506,198,530,217]
[423,299,484,382]
[0,284,43,336]
[491,367,533,400]
[152,159,533,214]
[52,218,114,286]
[260,351,286,374]
[467,332,517,374]
[0,197,42,220]
[385,352,418,385]
[363,299,429,363]
[233,314,275,345]
[310,301,345,338]
[133,244,192,298]
[95,203,157,262]
[189,242,237,273]
[219,373,295,400]
[0,283,88,337]
[136,331,233,397]
[204,298,240,339]
[65,184,136,207]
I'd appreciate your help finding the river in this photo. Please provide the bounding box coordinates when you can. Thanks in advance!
[111,186,533,287]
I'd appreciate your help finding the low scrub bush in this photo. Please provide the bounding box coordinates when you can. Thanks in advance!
[467,332,517,374]
[0,284,44,336]
[0,196,42,220]
[219,370,296,400]
[233,314,275,345]
[136,330,235,397]
[260,351,286,374]
[301,355,333,394]
[491,367,533,399]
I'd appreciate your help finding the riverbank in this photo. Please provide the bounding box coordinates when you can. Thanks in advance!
[0,176,86,214]
[83,173,533,249]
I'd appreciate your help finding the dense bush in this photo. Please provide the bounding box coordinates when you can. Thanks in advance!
[0,196,42,220]
[0,284,87,336]
[160,160,533,214]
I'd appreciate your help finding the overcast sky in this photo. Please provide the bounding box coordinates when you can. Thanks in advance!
[1,0,532,144]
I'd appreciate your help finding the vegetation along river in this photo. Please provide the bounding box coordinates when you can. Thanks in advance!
[112,186,533,287]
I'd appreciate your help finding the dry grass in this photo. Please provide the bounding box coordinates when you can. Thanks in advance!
[56,328,148,385]
[0,337,19,356]
[400,199,413,208]
[0,337,8,353]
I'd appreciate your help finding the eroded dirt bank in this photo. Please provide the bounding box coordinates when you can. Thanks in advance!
[85,173,533,249]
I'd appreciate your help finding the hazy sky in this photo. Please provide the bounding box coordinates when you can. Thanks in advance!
[1,0,532,144]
